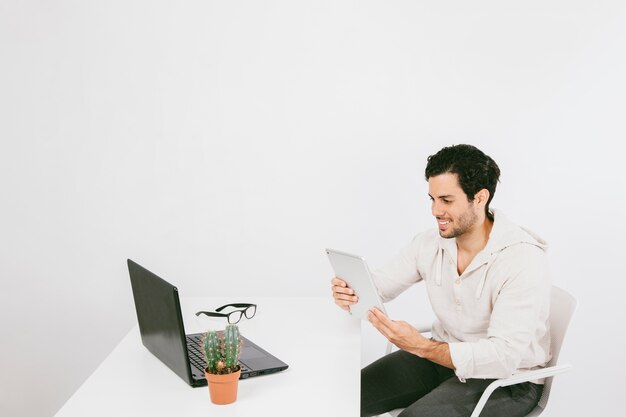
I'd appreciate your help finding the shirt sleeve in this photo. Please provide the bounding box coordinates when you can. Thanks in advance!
[448,244,551,381]
[370,234,425,302]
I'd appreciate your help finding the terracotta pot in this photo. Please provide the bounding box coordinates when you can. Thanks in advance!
[205,368,241,405]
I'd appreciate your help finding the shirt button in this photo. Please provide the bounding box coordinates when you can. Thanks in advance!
[455,279,461,285]
[455,298,461,305]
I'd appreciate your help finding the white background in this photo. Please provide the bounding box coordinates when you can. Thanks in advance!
[1,1,625,416]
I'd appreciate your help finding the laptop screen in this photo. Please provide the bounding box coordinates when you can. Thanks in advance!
[128,259,193,384]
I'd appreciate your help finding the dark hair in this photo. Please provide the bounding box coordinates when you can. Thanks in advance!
[425,144,500,220]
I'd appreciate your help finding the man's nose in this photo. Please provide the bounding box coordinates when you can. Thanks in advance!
[432,201,444,217]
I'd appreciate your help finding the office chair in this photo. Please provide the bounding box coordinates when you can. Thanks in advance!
[382,286,576,417]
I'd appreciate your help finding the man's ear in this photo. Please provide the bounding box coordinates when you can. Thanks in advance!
[475,189,490,208]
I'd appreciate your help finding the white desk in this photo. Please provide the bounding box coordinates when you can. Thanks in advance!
[55,297,360,417]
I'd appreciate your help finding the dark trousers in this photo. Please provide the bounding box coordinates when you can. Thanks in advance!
[361,350,543,417]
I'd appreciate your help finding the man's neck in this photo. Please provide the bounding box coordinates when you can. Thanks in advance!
[456,216,494,256]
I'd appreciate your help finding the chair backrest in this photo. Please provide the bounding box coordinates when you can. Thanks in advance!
[535,286,577,412]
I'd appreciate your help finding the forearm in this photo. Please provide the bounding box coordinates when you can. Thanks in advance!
[409,338,454,370]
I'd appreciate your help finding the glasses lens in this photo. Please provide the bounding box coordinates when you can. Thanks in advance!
[244,305,256,319]
[228,310,243,324]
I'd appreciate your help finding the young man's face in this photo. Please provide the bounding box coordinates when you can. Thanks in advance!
[428,172,480,239]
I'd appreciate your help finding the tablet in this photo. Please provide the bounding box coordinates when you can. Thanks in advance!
[326,248,387,320]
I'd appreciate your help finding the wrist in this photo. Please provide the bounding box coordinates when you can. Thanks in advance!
[413,338,453,369]
[405,334,433,357]
[416,338,449,359]
[415,337,440,357]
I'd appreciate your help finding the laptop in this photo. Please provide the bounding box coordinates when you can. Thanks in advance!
[127,259,289,387]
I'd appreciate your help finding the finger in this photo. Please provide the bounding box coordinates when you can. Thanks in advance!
[333,292,358,305]
[369,308,395,333]
[370,307,389,321]
[332,284,357,303]
[367,310,389,337]
[333,292,357,301]
[331,277,347,287]
[332,285,355,296]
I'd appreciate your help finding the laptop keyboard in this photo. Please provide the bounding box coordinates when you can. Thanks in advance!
[186,334,250,372]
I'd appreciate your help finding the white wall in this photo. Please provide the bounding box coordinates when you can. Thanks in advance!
[1,1,624,416]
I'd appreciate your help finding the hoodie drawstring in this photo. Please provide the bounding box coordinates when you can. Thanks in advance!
[435,245,443,286]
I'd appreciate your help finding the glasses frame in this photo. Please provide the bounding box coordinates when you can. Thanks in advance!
[195,303,257,324]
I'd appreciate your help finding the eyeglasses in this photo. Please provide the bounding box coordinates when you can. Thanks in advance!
[195,303,257,324]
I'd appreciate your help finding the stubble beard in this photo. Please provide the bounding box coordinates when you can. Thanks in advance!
[439,208,479,239]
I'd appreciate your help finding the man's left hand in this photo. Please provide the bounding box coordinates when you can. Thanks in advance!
[367,308,428,355]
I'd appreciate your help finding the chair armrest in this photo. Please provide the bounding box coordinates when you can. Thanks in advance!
[498,364,573,387]
[469,364,573,417]
[384,325,432,355]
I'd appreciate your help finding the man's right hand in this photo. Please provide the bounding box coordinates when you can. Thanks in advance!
[331,277,358,311]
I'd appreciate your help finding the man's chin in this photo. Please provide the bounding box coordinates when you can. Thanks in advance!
[438,230,455,239]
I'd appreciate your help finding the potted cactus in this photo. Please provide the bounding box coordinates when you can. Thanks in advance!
[202,324,242,405]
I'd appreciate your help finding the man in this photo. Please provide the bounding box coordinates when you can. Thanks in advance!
[332,144,550,417]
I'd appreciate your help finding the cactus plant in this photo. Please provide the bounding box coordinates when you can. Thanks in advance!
[223,324,241,369]
[202,324,242,375]
[203,330,221,374]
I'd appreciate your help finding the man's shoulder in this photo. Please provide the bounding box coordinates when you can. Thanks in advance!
[489,239,549,290]
[490,210,548,253]
[496,241,547,261]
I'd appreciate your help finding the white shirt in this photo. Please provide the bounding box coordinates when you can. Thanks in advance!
[372,210,551,382]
